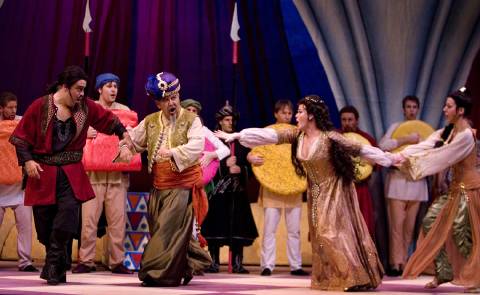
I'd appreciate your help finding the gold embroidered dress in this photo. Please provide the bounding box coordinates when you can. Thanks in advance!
[237,128,389,290]
[400,128,480,289]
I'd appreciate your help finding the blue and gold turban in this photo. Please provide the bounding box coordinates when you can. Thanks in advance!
[145,72,181,100]
[95,73,120,90]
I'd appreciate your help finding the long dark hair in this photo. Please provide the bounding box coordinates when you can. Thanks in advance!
[46,65,88,94]
[434,88,472,148]
[291,95,358,185]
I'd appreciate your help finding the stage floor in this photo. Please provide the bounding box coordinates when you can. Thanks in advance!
[0,262,467,295]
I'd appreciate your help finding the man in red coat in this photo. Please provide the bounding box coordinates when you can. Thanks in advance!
[339,106,377,237]
[9,66,134,285]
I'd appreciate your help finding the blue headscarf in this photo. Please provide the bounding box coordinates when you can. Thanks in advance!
[95,73,120,90]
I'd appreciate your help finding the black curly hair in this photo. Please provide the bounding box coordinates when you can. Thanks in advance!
[291,95,358,186]
[434,88,472,148]
[46,65,88,94]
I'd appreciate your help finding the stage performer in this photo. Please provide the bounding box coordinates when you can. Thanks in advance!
[9,65,133,285]
[201,103,258,274]
[119,72,211,287]
[216,95,395,291]
[339,105,377,236]
[0,92,37,272]
[73,73,133,274]
[378,95,428,276]
[181,98,229,244]
[248,99,309,276]
[397,88,480,293]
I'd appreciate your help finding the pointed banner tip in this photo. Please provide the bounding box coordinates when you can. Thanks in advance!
[230,2,240,42]
[83,0,92,33]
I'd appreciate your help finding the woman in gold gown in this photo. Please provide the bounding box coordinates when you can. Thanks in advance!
[216,95,393,291]
[397,89,480,293]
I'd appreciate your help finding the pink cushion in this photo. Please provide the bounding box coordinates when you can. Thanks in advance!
[83,109,142,172]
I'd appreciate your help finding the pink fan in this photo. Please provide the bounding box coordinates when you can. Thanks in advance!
[201,138,220,185]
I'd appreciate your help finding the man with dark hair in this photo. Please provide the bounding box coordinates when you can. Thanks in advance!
[9,65,133,285]
[339,105,377,236]
[202,103,258,274]
[379,95,428,276]
[0,92,37,272]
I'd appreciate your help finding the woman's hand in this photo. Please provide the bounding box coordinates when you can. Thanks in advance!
[391,153,406,167]
[214,130,240,143]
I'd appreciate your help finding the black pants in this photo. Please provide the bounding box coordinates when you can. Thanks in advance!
[33,168,81,274]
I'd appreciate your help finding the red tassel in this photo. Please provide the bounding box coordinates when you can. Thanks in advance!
[198,234,208,248]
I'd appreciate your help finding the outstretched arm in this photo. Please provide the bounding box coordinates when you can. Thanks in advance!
[328,131,394,167]
[215,128,279,148]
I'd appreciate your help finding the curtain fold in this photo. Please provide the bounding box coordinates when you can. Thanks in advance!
[0,0,86,112]
[294,0,480,138]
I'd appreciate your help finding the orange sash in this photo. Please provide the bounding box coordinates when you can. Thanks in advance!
[152,162,208,244]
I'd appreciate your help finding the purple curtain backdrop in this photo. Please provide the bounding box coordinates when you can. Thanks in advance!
[128,0,235,128]
[0,0,85,113]
[0,0,236,130]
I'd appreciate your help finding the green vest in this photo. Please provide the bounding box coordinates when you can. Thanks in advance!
[144,109,197,173]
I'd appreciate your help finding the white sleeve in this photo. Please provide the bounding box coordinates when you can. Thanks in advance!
[128,119,148,153]
[238,128,278,148]
[401,129,475,180]
[203,126,230,160]
[378,123,400,151]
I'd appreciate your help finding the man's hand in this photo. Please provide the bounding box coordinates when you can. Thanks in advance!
[247,153,264,166]
[158,147,172,159]
[200,151,217,168]
[122,132,135,151]
[226,156,237,167]
[214,130,240,143]
[116,145,133,163]
[87,127,97,139]
[229,164,241,174]
[25,160,43,179]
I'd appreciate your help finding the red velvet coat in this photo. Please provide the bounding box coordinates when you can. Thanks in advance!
[10,95,122,206]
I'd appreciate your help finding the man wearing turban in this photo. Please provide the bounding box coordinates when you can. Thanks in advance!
[120,72,211,286]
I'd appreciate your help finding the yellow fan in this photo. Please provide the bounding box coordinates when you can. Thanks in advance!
[251,123,307,195]
[343,132,373,182]
[391,120,435,153]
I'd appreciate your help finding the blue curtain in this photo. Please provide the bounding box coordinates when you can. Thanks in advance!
[233,0,337,129]
[293,0,480,138]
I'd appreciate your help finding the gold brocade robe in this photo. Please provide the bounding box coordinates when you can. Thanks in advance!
[279,130,383,291]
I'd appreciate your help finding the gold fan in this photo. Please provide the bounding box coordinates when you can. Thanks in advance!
[343,132,373,182]
[391,120,435,153]
[251,123,307,195]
